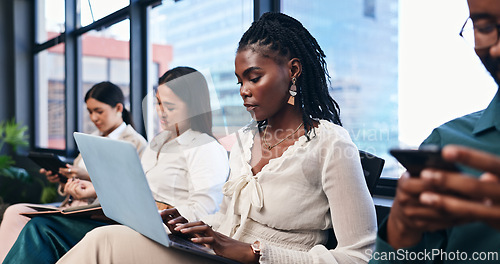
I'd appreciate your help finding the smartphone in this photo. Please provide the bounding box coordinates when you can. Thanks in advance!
[390,148,460,177]
[28,151,68,183]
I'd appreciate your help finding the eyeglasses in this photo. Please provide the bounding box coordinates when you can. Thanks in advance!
[459,17,500,49]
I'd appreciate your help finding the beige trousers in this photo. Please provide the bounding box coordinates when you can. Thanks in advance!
[0,203,37,262]
[57,225,223,264]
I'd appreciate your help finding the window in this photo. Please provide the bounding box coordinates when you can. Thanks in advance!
[34,1,137,154]
[81,0,129,27]
[81,20,131,134]
[35,44,66,149]
[282,0,497,179]
[149,0,253,142]
[34,0,254,153]
[37,0,65,43]
[283,0,399,177]
[32,0,497,181]
[398,0,496,151]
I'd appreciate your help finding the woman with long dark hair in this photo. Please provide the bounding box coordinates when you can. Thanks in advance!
[2,67,230,264]
[0,81,148,262]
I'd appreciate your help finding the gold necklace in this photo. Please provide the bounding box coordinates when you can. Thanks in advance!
[263,122,303,150]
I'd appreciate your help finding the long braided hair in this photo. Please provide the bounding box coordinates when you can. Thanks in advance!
[237,12,342,138]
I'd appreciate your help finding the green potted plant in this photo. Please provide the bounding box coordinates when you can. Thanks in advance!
[0,119,29,180]
[0,118,29,219]
[0,119,58,221]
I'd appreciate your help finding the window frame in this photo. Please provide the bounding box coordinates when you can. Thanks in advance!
[31,0,279,156]
[32,0,160,157]
[30,0,396,197]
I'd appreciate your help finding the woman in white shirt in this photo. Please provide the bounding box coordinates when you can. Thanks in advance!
[2,67,229,264]
[0,81,148,262]
[142,66,229,221]
[56,82,148,206]
[56,13,376,264]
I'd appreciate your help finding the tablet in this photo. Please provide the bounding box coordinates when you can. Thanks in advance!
[28,152,68,183]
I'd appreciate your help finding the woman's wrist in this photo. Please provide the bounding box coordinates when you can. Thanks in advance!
[232,241,260,264]
[246,241,261,264]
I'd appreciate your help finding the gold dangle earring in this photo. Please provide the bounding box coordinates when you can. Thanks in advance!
[287,77,297,106]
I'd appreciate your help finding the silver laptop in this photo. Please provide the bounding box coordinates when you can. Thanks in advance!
[73,132,239,263]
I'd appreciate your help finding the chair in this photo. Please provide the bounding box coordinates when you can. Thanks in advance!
[325,150,385,249]
[359,150,385,196]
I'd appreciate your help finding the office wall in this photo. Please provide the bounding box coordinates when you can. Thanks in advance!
[0,0,16,126]
[0,1,46,205]
[0,0,34,156]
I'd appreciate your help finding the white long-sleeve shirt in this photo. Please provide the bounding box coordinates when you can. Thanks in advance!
[142,129,229,222]
[205,120,377,264]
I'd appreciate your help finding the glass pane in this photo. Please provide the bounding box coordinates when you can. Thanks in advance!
[81,0,129,27]
[36,43,66,149]
[36,0,65,43]
[81,19,130,134]
[282,0,400,177]
[397,0,496,148]
[148,0,253,145]
[282,0,498,178]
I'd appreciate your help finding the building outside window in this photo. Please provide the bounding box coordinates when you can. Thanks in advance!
[33,0,498,179]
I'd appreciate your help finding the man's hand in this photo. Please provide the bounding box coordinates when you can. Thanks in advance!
[387,145,500,249]
[419,145,500,230]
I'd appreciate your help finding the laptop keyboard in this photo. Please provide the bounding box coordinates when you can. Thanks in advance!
[168,234,216,255]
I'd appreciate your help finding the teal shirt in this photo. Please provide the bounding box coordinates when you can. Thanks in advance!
[370,89,500,263]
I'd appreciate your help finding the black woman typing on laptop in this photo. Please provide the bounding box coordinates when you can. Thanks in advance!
[0,81,148,262]
[2,67,230,264]
[57,13,376,264]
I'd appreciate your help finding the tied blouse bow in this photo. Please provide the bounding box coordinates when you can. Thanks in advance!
[220,172,264,237]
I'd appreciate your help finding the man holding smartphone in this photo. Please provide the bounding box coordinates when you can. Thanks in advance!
[370,0,500,262]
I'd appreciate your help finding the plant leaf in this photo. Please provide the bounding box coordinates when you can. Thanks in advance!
[0,166,30,181]
[0,122,5,139]
[2,119,29,151]
[0,155,14,170]
[40,186,58,204]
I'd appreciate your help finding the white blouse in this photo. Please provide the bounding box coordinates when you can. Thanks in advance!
[205,120,377,264]
[75,122,128,171]
[141,129,229,222]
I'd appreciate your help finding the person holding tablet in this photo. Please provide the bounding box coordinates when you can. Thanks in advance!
[2,67,230,264]
[0,81,148,262]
